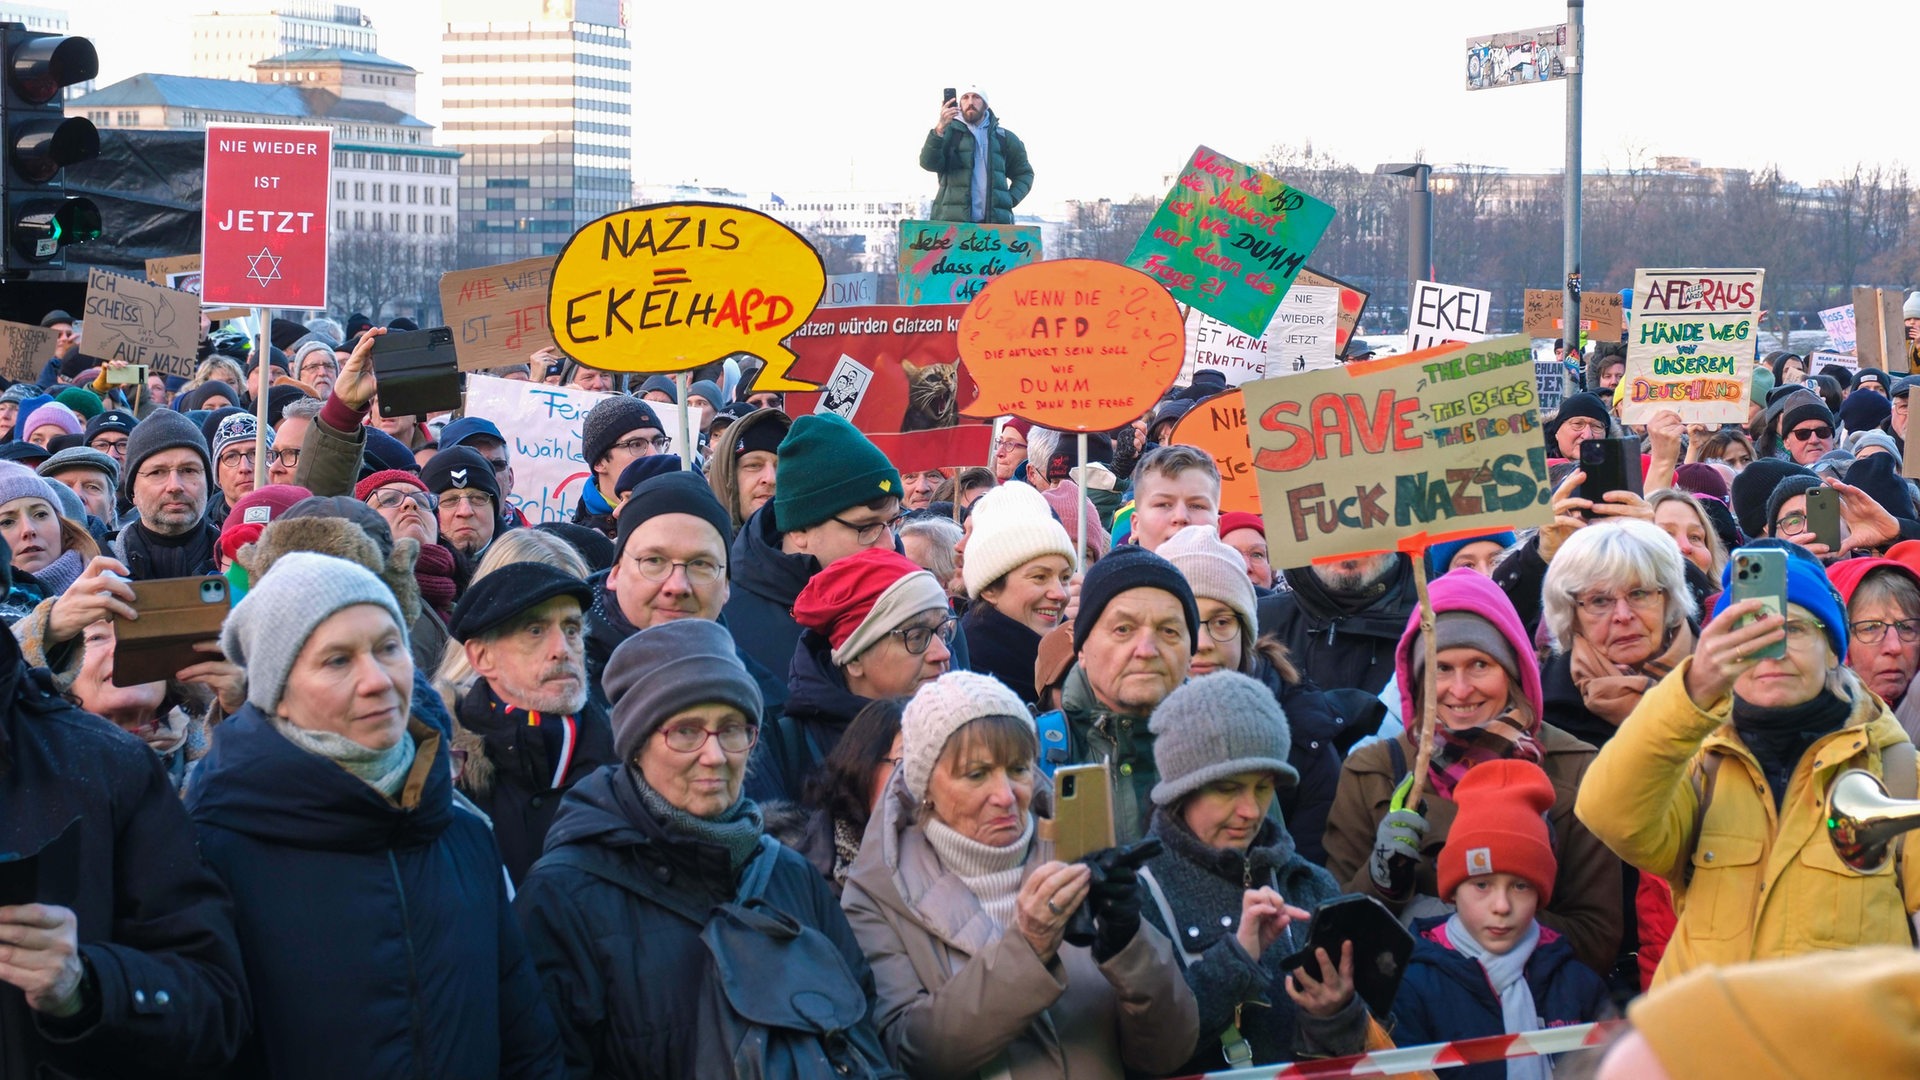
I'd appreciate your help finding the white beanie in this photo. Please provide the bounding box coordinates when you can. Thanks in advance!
[1158,523,1257,637]
[962,481,1076,599]
[1906,291,1920,321]
[221,551,409,713]
[901,671,1032,801]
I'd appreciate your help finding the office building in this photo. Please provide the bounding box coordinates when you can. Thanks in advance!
[191,2,377,82]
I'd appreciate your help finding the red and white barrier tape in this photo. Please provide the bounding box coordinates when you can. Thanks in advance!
[1189,1020,1625,1079]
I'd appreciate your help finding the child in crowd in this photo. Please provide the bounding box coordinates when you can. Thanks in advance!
[1389,760,1611,1078]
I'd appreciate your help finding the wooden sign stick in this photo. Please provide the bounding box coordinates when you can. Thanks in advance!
[1404,554,1439,811]
[1074,432,1089,574]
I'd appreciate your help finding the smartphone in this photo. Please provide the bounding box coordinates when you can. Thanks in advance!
[941,86,956,106]
[112,576,230,686]
[0,851,37,909]
[371,327,460,418]
[1803,486,1840,551]
[104,363,146,387]
[1279,893,1415,1019]
[1050,763,1115,865]
[1577,437,1643,510]
[1729,547,1788,661]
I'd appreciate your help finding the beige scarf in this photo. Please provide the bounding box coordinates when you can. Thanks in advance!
[1568,622,1694,727]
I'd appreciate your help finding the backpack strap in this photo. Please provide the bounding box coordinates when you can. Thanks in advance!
[734,834,783,903]
[1034,709,1071,778]
[1676,751,1724,887]
[1386,735,1408,788]
[1137,867,1204,968]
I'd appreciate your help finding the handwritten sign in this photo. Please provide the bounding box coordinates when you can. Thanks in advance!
[1241,335,1552,563]
[897,221,1040,306]
[1170,389,1260,513]
[1623,268,1764,425]
[546,201,826,390]
[1808,349,1858,381]
[462,374,686,524]
[0,321,56,383]
[1408,280,1491,352]
[1853,287,1907,372]
[1818,304,1857,355]
[1523,289,1624,341]
[439,256,556,372]
[821,272,879,308]
[1128,145,1335,337]
[957,259,1183,432]
[1182,285,1341,386]
[82,268,201,377]
[783,304,992,473]
[1535,358,1566,414]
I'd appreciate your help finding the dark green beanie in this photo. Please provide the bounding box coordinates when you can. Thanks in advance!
[773,412,901,532]
[55,386,103,420]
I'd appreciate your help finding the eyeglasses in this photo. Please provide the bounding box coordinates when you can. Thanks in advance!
[367,488,436,511]
[1782,618,1827,645]
[890,616,957,655]
[829,512,902,545]
[1559,418,1606,437]
[1850,618,1920,645]
[658,721,759,754]
[1787,425,1834,442]
[440,492,494,510]
[609,434,671,456]
[1202,613,1241,643]
[300,359,338,376]
[995,438,1026,454]
[267,448,301,468]
[1775,512,1812,535]
[1571,587,1666,616]
[217,450,258,470]
[626,554,724,585]
[90,437,128,453]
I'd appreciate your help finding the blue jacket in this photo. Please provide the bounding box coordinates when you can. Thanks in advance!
[1389,916,1610,1079]
[186,707,565,1080]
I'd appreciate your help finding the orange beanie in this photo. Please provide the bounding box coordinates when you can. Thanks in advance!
[1437,759,1558,904]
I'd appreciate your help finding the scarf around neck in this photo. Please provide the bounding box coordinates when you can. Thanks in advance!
[630,767,765,873]
[31,547,85,597]
[924,812,1034,932]
[413,541,458,622]
[1568,622,1693,728]
[1733,686,1851,809]
[1425,708,1544,802]
[1444,914,1547,1080]
[272,717,417,799]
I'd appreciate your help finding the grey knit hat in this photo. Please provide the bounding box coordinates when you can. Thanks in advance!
[581,395,663,467]
[122,409,210,500]
[0,383,37,408]
[39,477,85,524]
[0,461,52,510]
[1408,610,1522,687]
[38,446,119,489]
[221,551,409,713]
[1149,671,1297,804]
[900,671,1033,801]
[604,618,763,764]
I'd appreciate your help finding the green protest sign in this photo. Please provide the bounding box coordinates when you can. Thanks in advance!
[1241,334,1553,563]
[1127,145,1335,337]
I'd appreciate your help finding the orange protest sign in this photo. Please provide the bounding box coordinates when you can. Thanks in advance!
[1169,388,1260,513]
[956,259,1183,433]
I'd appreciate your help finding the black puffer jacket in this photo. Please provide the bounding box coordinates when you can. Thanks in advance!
[1250,656,1344,867]
[721,503,818,680]
[1255,558,1417,699]
[513,765,891,1078]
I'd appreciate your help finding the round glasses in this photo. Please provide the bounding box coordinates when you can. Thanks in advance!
[626,554,724,585]
[890,616,958,655]
[658,721,758,754]
[1571,587,1665,616]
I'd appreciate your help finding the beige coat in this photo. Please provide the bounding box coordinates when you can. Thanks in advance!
[841,779,1198,1079]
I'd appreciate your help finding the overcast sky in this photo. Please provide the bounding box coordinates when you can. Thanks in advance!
[78,0,1913,206]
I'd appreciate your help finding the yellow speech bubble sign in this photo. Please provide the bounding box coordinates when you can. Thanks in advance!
[546,202,827,391]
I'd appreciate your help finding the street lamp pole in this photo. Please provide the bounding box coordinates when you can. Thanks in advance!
[1563,0,1585,348]
[1376,162,1433,326]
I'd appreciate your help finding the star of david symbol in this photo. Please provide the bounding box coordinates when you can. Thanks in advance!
[246,247,283,288]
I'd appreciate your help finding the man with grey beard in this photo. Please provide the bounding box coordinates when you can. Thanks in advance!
[446,563,618,885]
[1256,551,1417,702]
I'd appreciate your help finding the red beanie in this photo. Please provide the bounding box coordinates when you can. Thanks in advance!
[792,548,943,660]
[1217,511,1264,539]
[1437,759,1559,904]
[354,469,428,503]
[219,483,313,560]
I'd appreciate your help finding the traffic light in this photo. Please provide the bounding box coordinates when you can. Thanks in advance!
[2,24,100,275]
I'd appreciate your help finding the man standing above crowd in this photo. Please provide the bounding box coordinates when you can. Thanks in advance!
[921,84,1033,224]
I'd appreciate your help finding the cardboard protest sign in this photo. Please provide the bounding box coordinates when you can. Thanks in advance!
[782,304,993,473]
[1523,289,1559,338]
[1535,357,1567,414]
[0,321,56,382]
[1241,334,1553,562]
[957,260,1183,432]
[146,254,202,294]
[1183,286,1342,385]
[1521,288,1622,342]
[462,374,686,524]
[1853,287,1908,372]
[1408,281,1491,352]
[546,202,826,389]
[439,257,557,372]
[897,221,1040,305]
[1808,349,1857,380]
[822,273,879,308]
[1819,304,1857,354]
[1128,146,1335,337]
[1297,267,1368,353]
[1622,268,1764,425]
[81,268,201,377]
[1169,389,1260,513]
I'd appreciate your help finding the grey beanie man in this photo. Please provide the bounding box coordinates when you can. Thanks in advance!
[121,409,211,500]
[604,618,763,764]
[1149,671,1298,805]
[221,551,410,713]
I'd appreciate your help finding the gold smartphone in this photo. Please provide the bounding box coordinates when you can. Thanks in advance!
[112,576,230,686]
[1051,763,1116,864]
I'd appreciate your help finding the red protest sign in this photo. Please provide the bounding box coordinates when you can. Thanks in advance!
[201,124,331,310]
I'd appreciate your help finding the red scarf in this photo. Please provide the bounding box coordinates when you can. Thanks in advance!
[414,542,458,623]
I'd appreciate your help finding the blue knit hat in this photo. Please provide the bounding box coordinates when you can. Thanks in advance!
[1427,530,1518,577]
[1712,539,1847,656]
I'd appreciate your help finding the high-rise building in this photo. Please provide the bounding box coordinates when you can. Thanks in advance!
[192,3,377,82]
[440,0,631,266]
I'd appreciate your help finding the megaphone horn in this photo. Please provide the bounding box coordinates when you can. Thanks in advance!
[1825,768,1920,874]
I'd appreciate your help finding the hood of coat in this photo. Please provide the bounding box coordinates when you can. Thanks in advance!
[238,513,425,627]
[1393,568,1543,728]
[730,501,817,608]
[785,629,870,727]
[540,762,742,890]
[186,705,451,851]
[710,407,791,527]
[1278,557,1419,640]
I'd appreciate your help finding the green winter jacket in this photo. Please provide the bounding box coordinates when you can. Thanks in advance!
[1059,664,1158,844]
[918,113,1033,224]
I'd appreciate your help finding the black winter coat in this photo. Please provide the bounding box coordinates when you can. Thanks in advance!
[1250,657,1344,866]
[186,707,565,1080]
[744,629,870,804]
[0,637,249,1080]
[721,503,817,681]
[583,568,788,716]
[1256,560,1417,700]
[513,765,888,1079]
[961,600,1042,707]
[455,682,618,886]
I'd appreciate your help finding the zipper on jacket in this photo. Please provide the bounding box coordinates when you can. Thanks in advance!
[388,850,429,1079]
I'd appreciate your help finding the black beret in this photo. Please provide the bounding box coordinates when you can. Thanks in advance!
[613,472,733,562]
[449,562,592,643]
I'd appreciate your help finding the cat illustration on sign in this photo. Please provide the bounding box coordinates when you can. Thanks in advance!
[899,359,957,431]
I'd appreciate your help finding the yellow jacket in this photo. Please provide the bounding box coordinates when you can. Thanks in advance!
[1575,657,1919,987]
